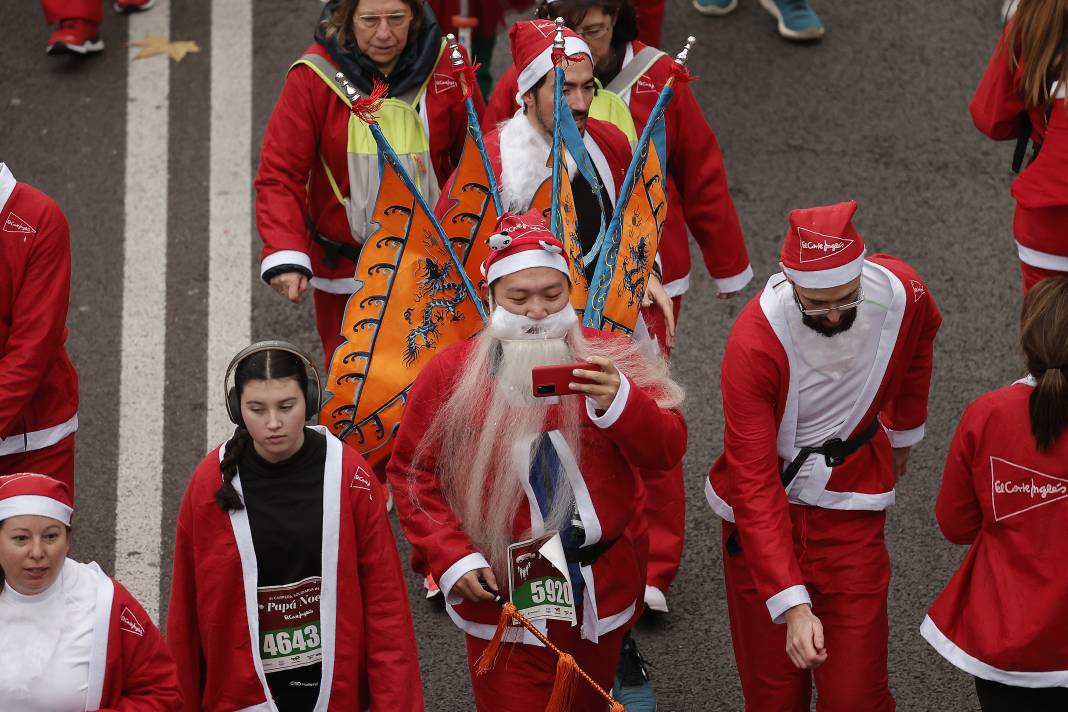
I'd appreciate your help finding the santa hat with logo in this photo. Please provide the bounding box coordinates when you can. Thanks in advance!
[0,473,73,525]
[780,200,867,288]
[481,210,571,285]
[510,19,592,104]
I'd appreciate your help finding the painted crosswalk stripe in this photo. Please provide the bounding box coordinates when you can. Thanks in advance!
[206,0,253,446]
[115,0,171,620]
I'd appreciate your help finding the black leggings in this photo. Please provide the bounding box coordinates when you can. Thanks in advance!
[975,676,1068,712]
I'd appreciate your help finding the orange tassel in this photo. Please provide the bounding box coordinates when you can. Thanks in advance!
[544,653,578,712]
[609,702,626,712]
[475,603,517,675]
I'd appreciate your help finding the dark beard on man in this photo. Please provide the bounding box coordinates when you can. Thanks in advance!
[802,306,859,337]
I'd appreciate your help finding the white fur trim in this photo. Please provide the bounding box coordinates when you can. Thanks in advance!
[486,250,569,284]
[767,584,811,624]
[84,562,114,712]
[644,585,668,613]
[260,250,312,281]
[885,423,925,449]
[439,552,491,605]
[0,163,16,214]
[921,615,1068,687]
[662,273,690,298]
[704,478,736,522]
[783,250,867,289]
[0,494,72,525]
[515,37,593,103]
[585,371,630,428]
[310,276,363,294]
[1016,242,1068,272]
[0,413,79,456]
[714,264,754,295]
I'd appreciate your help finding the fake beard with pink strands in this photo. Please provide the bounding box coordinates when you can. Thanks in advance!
[407,321,684,579]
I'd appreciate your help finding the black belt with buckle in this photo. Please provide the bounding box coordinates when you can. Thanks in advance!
[307,217,359,269]
[564,536,619,567]
[725,419,882,557]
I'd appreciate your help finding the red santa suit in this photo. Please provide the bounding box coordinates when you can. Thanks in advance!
[970,22,1068,291]
[166,427,422,712]
[386,329,687,709]
[706,202,941,711]
[0,164,79,492]
[922,377,1068,688]
[255,21,483,361]
[0,473,182,711]
[484,41,751,299]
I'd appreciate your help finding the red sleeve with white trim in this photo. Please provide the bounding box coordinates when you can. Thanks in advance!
[880,277,941,445]
[0,193,71,435]
[665,80,751,289]
[719,314,806,621]
[969,23,1046,143]
[586,374,687,472]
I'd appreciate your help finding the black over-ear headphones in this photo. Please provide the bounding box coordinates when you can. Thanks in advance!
[223,340,323,428]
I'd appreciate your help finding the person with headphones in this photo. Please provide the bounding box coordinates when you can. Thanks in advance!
[166,341,422,712]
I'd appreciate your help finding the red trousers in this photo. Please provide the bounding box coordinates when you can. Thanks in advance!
[723,505,895,712]
[639,297,686,592]
[313,290,349,369]
[41,0,103,24]
[465,622,626,712]
[0,433,76,498]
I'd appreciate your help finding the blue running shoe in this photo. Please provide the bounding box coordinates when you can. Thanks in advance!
[612,633,657,711]
[692,0,738,16]
[759,0,825,40]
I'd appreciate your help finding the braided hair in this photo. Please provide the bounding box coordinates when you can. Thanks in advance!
[214,349,310,511]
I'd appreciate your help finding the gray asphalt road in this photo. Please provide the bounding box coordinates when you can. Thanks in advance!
[0,0,1021,709]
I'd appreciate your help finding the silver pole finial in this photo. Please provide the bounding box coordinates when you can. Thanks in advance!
[675,36,696,66]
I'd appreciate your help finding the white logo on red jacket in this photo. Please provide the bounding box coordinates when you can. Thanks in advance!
[797,227,853,263]
[635,75,658,95]
[910,279,926,303]
[3,212,35,236]
[433,73,457,95]
[990,457,1068,522]
[119,606,145,637]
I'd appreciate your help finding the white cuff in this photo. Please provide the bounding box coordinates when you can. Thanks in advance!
[884,423,925,449]
[585,371,631,428]
[714,264,754,294]
[439,552,491,605]
[767,584,811,624]
[260,250,312,282]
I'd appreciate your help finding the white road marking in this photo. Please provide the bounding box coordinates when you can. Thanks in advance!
[206,0,252,445]
[115,0,171,620]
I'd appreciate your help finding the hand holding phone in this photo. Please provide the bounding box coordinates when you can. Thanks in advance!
[531,362,601,398]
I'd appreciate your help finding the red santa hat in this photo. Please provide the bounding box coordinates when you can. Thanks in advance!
[510,19,592,104]
[780,200,867,289]
[0,473,73,526]
[482,211,571,285]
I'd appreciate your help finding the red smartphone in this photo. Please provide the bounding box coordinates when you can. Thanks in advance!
[531,363,600,398]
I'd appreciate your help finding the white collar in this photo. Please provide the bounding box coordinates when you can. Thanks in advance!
[0,163,16,214]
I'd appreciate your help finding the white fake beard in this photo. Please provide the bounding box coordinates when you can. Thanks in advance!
[486,303,579,343]
[498,113,577,214]
[0,585,66,697]
[410,323,582,577]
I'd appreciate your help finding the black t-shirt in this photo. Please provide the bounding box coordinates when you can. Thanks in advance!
[240,428,326,712]
[571,169,614,284]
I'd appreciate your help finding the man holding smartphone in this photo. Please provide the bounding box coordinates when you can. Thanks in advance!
[386,212,687,711]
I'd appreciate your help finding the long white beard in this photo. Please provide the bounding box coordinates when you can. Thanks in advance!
[498,113,577,214]
[0,578,66,698]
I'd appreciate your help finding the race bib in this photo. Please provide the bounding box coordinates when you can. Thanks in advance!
[507,532,577,625]
[257,576,323,673]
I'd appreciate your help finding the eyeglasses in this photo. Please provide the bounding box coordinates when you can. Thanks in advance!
[355,12,411,30]
[576,23,610,41]
[793,287,864,317]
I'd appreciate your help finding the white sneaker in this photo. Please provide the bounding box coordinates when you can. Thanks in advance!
[644,585,669,613]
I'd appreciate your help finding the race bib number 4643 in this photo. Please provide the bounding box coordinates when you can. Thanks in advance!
[258,576,323,673]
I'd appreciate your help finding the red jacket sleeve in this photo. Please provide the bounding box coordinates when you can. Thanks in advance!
[0,198,71,434]
[720,326,805,620]
[970,26,1029,141]
[165,492,205,712]
[589,375,687,472]
[880,283,942,445]
[254,66,323,274]
[935,402,984,545]
[349,462,424,712]
[385,350,485,583]
[99,584,183,711]
[666,82,750,287]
